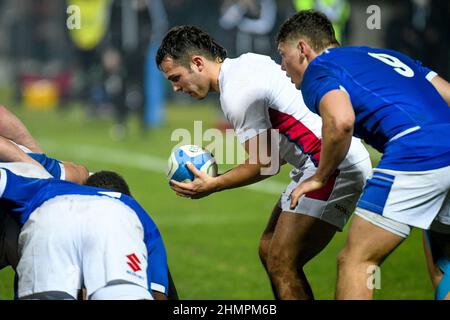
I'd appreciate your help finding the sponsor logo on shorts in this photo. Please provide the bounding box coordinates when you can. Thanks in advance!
[126,253,142,272]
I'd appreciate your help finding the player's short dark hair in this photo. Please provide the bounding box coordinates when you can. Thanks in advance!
[85,171,131,196]
[277,10,340,51]
[156,25,227,69]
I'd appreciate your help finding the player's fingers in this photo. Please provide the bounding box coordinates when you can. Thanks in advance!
[170,179,193,190]
[170,183,196,195]
[289,189,302,210]
[186,162,204,178]
[171,187,196,196]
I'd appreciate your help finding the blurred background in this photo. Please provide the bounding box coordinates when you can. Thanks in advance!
[0,0,449,299]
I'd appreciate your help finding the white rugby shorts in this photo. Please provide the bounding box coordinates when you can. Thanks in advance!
[17,195,151,299]
[355,165,450,236]
[278,157,372,230]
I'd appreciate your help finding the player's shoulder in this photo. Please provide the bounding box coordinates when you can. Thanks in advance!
[221,54,276,100]
[324,46,415,66]
[225,53,279,73]
[118,194,158,228]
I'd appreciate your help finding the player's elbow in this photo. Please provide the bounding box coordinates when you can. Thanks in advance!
[333,114,355,136]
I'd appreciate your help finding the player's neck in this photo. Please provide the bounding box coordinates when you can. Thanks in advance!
[211,61,223,93]
[309,45,338,62]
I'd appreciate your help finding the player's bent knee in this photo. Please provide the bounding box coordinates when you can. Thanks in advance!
[266,252,296,278]
[89,283,153,300]
[337,247,353,270]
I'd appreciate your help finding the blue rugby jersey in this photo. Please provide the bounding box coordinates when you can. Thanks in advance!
[301,46,450,171]
[27,153,63,179]
[0,168,169,295]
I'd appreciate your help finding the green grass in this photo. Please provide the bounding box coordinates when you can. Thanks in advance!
[0,102,434,299]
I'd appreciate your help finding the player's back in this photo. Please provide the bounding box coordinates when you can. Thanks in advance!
[303,46,450,170]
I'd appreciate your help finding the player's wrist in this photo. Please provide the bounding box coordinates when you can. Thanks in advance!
[212,175,226,192]
[312,173,329,185]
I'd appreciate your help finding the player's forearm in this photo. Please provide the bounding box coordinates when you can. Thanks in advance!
[315,90,355,183]
[0,136,41,165]
[314,121,353,183]
[0,105,42,153]
[214,162,271,191]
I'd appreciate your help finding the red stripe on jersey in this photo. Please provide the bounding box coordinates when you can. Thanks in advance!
[268,108,322,166]
[304,170,340,201]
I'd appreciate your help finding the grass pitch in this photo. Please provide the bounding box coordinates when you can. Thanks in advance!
[0,102,434,299]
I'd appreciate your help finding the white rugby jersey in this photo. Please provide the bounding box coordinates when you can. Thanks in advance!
[218,53,369,170]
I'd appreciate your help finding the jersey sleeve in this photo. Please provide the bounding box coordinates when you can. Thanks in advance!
[146,233,169,295]
[302,60,343,115]
[0,168,46,221]
[28,153,64,180]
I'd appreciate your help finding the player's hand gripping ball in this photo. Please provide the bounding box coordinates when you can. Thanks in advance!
[167,145,218,182]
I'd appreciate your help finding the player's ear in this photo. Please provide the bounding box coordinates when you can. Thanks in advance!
[191,55,205,71]
[297,39,307,55]
[298,39,313,61]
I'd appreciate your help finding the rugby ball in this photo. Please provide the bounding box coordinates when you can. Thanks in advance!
[167,145,218,182]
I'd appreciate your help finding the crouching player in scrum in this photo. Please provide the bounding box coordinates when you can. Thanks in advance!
[0,166,172,300]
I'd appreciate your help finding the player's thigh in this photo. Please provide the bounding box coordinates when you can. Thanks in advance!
[342,214,404,264]
[261,202,283,239]
[259,202,282,263]
[82,200,149,298]
[269,211,338,267]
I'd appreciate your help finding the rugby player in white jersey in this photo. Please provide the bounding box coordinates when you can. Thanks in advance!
[156,25,372,299]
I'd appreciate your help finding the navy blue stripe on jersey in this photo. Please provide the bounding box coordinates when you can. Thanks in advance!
[357,172,395,215]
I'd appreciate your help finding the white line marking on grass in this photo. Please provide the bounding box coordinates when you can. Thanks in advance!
[41,140,285,195]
